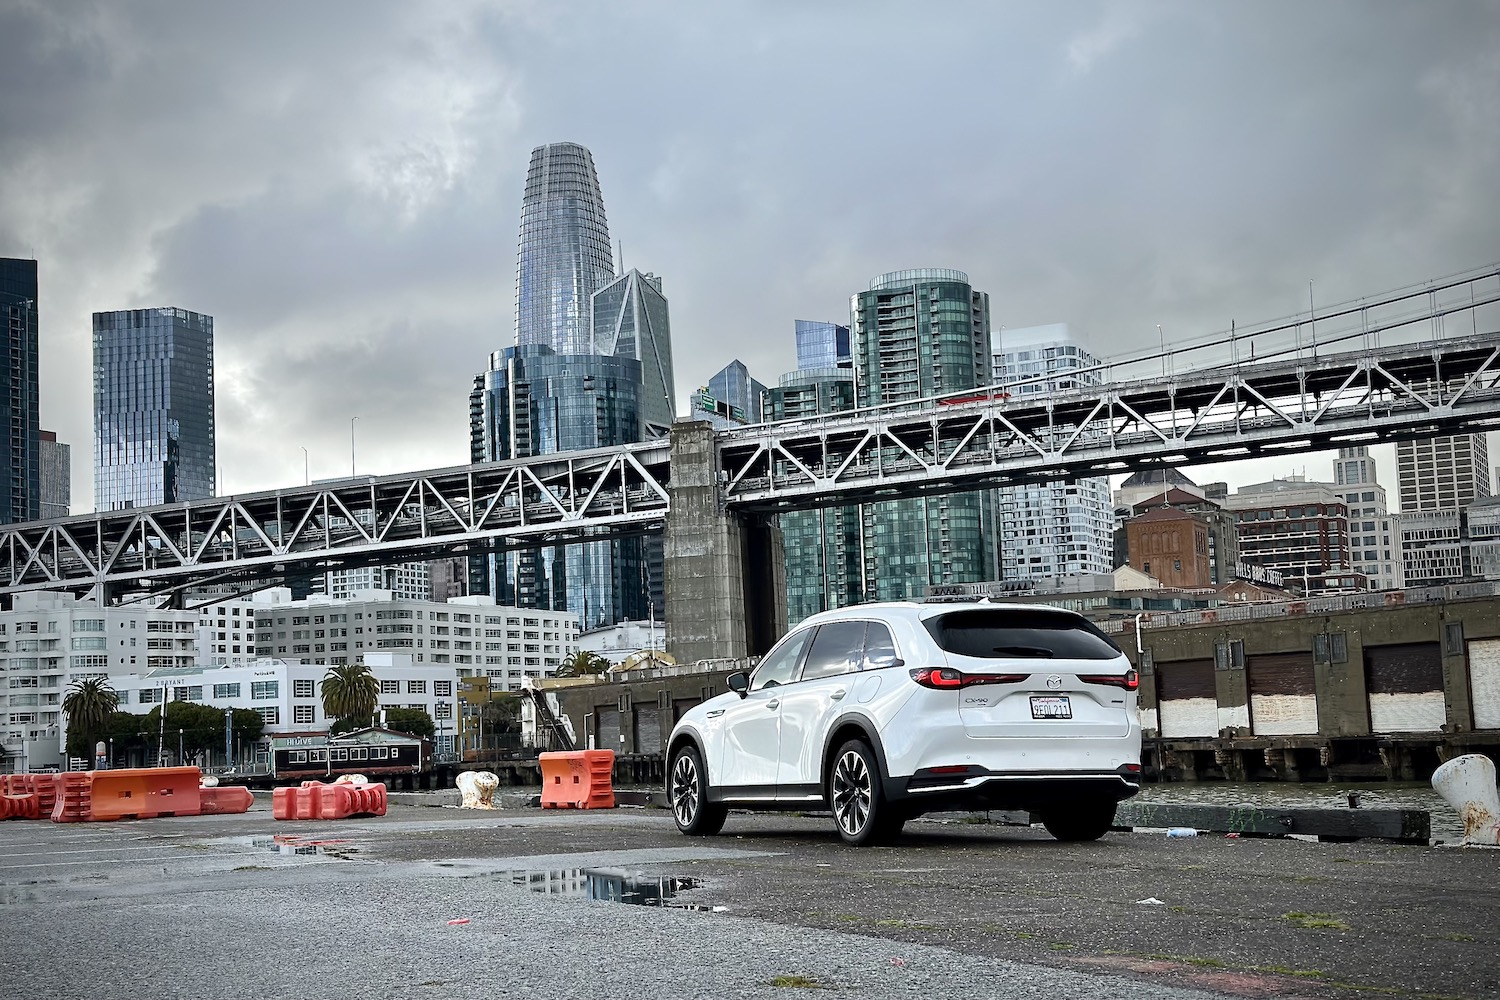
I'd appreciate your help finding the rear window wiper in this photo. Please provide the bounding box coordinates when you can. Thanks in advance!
[990,645,1055,658]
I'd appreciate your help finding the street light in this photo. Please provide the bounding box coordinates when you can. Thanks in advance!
[350,417,359,476]
[300,446,309,486]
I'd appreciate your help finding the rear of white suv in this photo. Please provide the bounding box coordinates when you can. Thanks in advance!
[666,600,1141,845]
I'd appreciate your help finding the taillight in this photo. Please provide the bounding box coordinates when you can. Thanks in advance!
[1079,669,1139,692]
[909,667,1030,689]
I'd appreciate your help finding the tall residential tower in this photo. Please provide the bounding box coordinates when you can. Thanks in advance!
[0,258,40,524]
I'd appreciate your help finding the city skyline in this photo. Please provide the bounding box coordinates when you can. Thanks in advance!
[0,3,1497,511]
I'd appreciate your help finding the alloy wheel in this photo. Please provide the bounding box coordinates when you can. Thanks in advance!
[671,752,700,827]
[831,749,872,836]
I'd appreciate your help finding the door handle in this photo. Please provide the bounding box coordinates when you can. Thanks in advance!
[830,689,847,701]
[767,699,780,710]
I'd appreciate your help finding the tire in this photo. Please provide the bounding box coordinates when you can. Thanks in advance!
[668,743,727,836]
[828,739,902,846]
[1039,798,1118,842]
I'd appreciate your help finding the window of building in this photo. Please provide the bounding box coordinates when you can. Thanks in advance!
[251,681,279,700]
[257,707,280,724]
[292,679,315,698]
[293,705,315,724]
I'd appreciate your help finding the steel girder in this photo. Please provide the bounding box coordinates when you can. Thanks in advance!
[0,442,672,600]
[716,332,1500,512]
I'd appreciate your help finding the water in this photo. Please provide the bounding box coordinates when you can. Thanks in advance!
[504,867,724,911]
[1135,781,1463,842]
[224,835,356,858]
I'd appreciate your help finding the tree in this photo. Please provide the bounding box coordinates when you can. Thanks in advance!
[382,707,435,740]
[62,677,119,760]
[556,650,611,678]
[321,663,379,727]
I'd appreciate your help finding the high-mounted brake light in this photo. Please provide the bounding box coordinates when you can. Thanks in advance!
[909,667,1030,689]
[1079,669,1139,692]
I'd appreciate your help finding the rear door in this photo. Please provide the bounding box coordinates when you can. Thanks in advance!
[775,620,874,793]
[928,608,1134,739]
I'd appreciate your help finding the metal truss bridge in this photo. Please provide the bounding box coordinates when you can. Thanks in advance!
[3,265,1499,606]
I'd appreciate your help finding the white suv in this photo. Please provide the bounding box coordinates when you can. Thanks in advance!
[665,600,1142,845]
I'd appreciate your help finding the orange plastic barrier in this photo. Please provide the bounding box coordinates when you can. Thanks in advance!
[50,773,92,823]
[29,774,59,817]
[198,785,254,816]
[273,780,387,820]
[86,767,202,821]
[539,750,615,809]
[0,794,40,820]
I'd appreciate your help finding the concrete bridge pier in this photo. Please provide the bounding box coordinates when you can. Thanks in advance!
[664,422,787,666]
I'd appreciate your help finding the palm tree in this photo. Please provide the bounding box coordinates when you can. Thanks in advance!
[62,677,119,758]
[321,663,380,728]
[556,650,610,678]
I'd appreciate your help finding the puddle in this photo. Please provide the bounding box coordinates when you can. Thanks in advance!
[224,835,357,858]
[504,867,725,912]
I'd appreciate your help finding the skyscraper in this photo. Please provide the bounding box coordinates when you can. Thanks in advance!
[38,430,69,520]
[591,268,676,436]
[767,366,858,623]
[794,319,851,371]
[1397,435,1491,512]
[991,324,1113,580]
[850,269,996,599]
[93,307,215,510]
[470,345,655,628]
[707,360,767,425]
[0,258,39,525]
[515,142,615,354]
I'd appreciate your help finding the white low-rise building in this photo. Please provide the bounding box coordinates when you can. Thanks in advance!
[107,652,464,765]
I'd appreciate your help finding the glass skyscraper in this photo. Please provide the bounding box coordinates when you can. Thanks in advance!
[470,345,655,627]
[516,142,615,354]
[767,368,858,623]
[93,307,216,511]
[707,360,767,424]
[0,258,39,524]
[591,268,676,437]
[850,270,996,600]
[794,319,851,371]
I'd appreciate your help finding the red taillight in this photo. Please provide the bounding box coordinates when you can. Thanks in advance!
[1079,669,1139,692]
[909,667,1030,689]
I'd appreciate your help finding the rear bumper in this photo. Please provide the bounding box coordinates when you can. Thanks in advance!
[884,767,1141,813]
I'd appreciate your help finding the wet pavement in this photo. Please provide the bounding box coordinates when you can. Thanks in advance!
[1,801,1496,999]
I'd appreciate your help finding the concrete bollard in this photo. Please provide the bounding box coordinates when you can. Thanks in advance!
[455,770,499,809]
[1431,754,1500,846]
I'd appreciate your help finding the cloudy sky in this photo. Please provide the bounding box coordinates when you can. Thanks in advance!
[2,0,1498,512]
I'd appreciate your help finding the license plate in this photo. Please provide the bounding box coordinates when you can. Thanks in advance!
[1030,696,1072,719]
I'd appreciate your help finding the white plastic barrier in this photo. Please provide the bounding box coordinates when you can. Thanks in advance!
[1431,754,1500,846]
[455,770,499,809]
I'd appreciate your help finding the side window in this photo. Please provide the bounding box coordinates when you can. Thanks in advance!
[862,622,900,670]
[799,621,867,681]
[751,628,813,691]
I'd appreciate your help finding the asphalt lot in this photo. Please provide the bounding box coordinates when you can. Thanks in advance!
[1,802,1496,1000]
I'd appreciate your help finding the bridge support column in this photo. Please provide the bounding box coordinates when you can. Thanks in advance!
[665,422,787,666]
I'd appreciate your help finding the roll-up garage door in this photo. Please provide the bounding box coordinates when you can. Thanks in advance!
[633,704,662,755]
[1472,639,1500,730]
[1365,642,1445,733]
[1156,659,1217,737]
[595,708,621,753]
[1248,653,1318,735]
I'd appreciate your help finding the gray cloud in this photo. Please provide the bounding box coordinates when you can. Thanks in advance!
[1,0,1497,509]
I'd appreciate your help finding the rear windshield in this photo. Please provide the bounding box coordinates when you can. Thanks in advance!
[925,609,1122,661]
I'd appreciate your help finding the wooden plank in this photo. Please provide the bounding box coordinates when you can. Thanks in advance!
[1114,802,1430,843]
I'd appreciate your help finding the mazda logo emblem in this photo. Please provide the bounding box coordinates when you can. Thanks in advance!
[1046,675,1063,690]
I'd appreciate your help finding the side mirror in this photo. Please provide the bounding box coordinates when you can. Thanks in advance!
[727,671,750,698]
